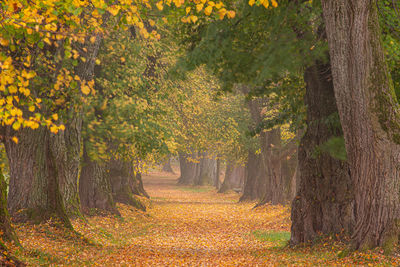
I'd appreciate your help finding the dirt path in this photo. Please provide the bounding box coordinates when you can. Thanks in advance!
[121,171,290,266]
[10,171,399,266]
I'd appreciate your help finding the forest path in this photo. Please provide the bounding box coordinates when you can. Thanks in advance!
[123,171,291,266]
[12,171,397,266]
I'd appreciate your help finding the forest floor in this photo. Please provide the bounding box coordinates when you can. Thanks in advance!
[6,170,400,266]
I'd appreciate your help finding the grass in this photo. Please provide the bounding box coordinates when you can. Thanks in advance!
[252,230,290,247]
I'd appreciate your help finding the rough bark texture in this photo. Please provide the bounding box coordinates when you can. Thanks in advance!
[79,145,119,215]
[322,0,400,251]
[109,160,147,211]
[162,158,175,174]
[50,116,82,217]
[290,62,353,246]
[5,127,71,227]
[218,162,245,193]
[0,169,18,245]
[239,151,267,201]
[178,152,200,185]
[246,97,297,205]
[197,153,218,186]
[259,130,298,206]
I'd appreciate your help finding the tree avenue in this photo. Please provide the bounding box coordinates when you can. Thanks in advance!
[0,0,400,264]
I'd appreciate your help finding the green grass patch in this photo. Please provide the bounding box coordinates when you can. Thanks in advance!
[252,230,290,246]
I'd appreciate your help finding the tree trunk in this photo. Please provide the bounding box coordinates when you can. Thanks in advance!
[162,158,175,174]
[247,97,297,206]
[322,0,400,251]
[109,160,147,211]
[79,144,119,215]
[197,153,218,186]
[178,152,200,185]
[215,158,221,189]
[5,127,72,227]
[239,151,267,201]
[218,162,245,193]
[290,62,353,245]
[50,116,82,217]
[0,168,18,245]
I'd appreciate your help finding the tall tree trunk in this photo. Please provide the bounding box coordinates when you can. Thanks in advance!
[50,116,82,217]
[109,160,147,211]
[0,169,24,266]
[258,128,298,206]
[239,151,267,201]
[79,144,119,215]
[215,158,221,189]
[322,0,400,251]
[162,158,175,174]
[5,127,72,227]
[259,128,284,205]
[218,162,245,193]
[0,168,18,245]
[178,152,200,185]
[290,62,353,245]
[197,153,218,186]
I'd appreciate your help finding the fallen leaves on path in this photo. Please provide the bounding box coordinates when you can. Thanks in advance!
[6,171,400,266]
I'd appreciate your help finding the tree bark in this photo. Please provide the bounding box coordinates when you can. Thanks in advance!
[5,127,71,228]
[322,0,400,251]
[0,168,18,245]
[109,160,147,211]
[218,162,245,193]
[290,62,353,246]
[239,151,267,201]
[178,152,200,185]
[247,97,297,205]
[197,153,218,186]
[79,144,119,215]
[50,116,82,217]
[162,158,175,174]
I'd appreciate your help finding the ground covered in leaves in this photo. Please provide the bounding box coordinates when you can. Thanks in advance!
[5,171,400,266]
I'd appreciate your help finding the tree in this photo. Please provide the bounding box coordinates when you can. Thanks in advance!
[218,162,245,193]
[321,0,400,251]
[290,61,353,245]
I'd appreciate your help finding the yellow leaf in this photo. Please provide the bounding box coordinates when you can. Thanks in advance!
[249,0,255,6]
[50,125,58,134]
[149,19,156,27]
[11,136,18,144]
[186,7,191,14]
[29,106,35,112]
[12,121,21,131]
[227,10,235,18]
[262,0,269,8]
[81,85,90,95]
[156,1,163,10]
[271,0,278,7]
[95,59,101,65]
[196,3,204,12]
[107,5,120,16]
[0,37,9,46]
[90,36,96,43]
[190,15,198,23]
[52,114,58,121]
[204,6,212,15]
[43,38,51,45]
[8,85,17,94]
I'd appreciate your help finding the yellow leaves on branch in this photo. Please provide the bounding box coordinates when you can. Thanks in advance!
[249,0,278,8]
